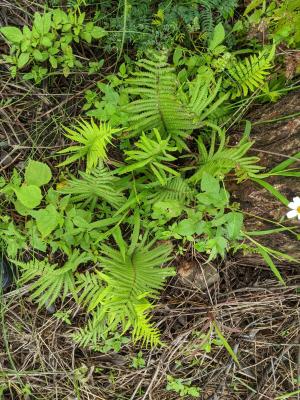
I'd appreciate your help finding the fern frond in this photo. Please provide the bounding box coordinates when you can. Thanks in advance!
[144,176,195,204]
[199,0,237,30]
[131,304,161,347]
[226,47,275,98]
[118,129,179,185]
[14,251,92,308]
[199,3,214,39]
[189,130,263,183]
[58,119,122,172]
[60,166,126,209]
[124,52,195,149]
[76,271,103,308]
[123,53,226,149]
[13,258,51,285]
[74,232,174,347]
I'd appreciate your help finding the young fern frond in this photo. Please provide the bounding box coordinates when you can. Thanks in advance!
[226,46,275,98]
[188,67,229,121]
[118,129,179,185]
[74,224,174,347]
[58,119,122,172]
[60,166,126,209]
[189,130,263,183]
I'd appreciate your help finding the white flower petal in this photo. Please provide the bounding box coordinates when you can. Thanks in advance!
[286,210,298,219]
[292,196,300,205]
[288,202,296,209]
[298,213,300,220]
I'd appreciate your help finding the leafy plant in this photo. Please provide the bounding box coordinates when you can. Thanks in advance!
[225,46,275,98]
[60,166,126,209]
[118,129,179,185]
[161,173,244,261]
[243,0,300,48]
[131,351,146,369]
[0,10,106,82]
[189,128,263,183]
[0,160,52,213]
[74,221,175,347]
[58,119,122,172]
[122,51,228,149]
[166,375,201,397]
[1,1,298,359]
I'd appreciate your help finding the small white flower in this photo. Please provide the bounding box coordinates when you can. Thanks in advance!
[286,196,300,220]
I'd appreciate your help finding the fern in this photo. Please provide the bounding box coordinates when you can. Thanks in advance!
[198,0,238,38]
[60,166,126,209]
[199,4,214,39]
[123,52,228,149]
[226,46,275,98]
[74,223,174,347]
[14,251,92,308]
[118,129,179,185]
[144,176,195,204]
[124,52,194,147]
[189,130,263,183]
[76,270,104,308]
[58,119,122,172]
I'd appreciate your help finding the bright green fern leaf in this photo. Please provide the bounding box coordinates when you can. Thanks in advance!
[14,251,92,308]
[74,227,174,348]
[143,176,195,205]
[226,46,275,98]
[118,128,179,185]
[189,129,263,183]
[123,52,227,150]
[60,166,126,209]
[58,119,122,172]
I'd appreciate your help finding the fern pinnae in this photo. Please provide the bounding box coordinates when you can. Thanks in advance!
[226,46,275,98]
[60,166,125,209]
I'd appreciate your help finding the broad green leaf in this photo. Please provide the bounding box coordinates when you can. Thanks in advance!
[32,204,61,237]
[206,236,227,260]
[0,26,23,43]
[33,49,47,62]
[173,47,183,65]
[226,212,243,240]
[17,52,30,68]
[41,36,52,47]
[33,12,51,35]
[201,172,220,194]
[14,199,32,216]
[152,200,183,220]
[49,56,58,68]
[176,219,198,236]
[15,185,42,209]
[25,160,52,187]
[81,31,92,43]
[208,23,225,51]
[90,26,107,39]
